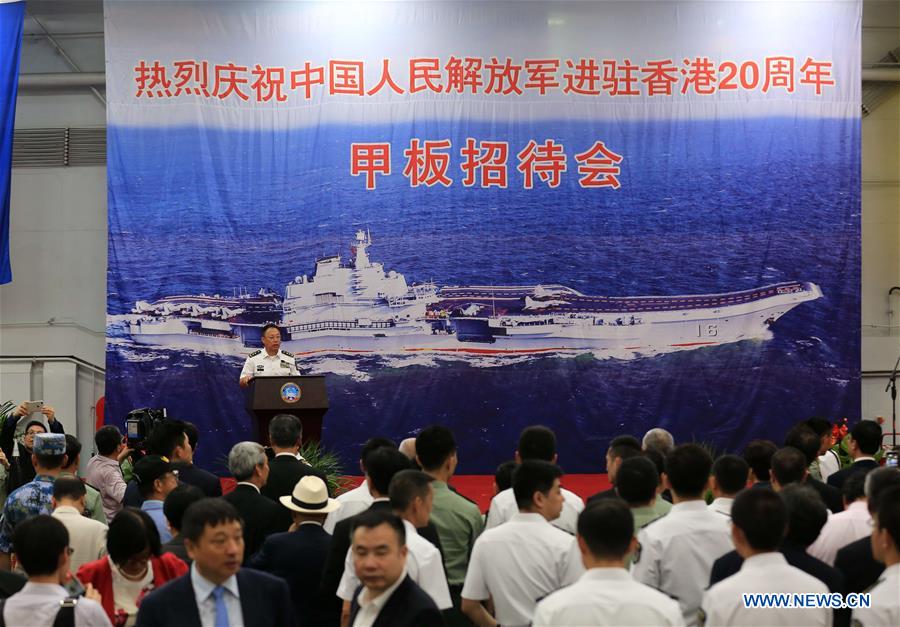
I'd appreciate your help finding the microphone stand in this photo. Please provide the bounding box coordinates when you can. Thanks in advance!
[886,354,900,447]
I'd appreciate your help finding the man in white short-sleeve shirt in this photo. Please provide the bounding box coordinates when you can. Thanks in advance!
[701,488,831,627]
[325,438,395,535]
[631,444,733,627]
[338,470,451,610]
[851,483,900,627]
[239,324,298,387]
[461,460,583,627]
[485,426,584,534]
[533,499,684,626]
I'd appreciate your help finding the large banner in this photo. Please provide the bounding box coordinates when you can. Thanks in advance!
[105,1,861,475]
[0,0,24,285]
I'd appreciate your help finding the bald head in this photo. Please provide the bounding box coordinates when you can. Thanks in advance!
[399,438,417,461]
[642,428,674,455]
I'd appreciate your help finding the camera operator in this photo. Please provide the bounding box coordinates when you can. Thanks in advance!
[85,426,133,522]
[123,421,220,508]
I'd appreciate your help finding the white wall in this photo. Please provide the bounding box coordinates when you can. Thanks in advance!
[1,2,898,446]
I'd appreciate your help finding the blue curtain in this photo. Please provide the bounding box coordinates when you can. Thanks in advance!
[0,0,24,285]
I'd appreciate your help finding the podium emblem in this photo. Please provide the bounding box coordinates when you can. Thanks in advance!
[280,382,301,403]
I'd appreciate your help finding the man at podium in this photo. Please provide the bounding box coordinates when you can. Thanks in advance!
[239,324,299,387]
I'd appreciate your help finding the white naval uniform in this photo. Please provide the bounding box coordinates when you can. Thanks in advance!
[337,519,452,609]
[807,500,871,566]
[239,348,299,381]
[485,486,585,534]
[631,500,733,627]
[851,563,900,627]
[324,481,373,535]
[708,497,734,519]
[700,552,831,627]
[532,567,685,627]
[461,512,584,627]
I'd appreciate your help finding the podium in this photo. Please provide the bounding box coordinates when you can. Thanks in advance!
[245,375,328,445]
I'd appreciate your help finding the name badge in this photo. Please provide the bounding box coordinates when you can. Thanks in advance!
[280,360,291,368]
[256,365,265,372]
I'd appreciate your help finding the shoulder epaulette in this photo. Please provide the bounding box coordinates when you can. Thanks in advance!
[281,350,294,358]
[249,349,262,357]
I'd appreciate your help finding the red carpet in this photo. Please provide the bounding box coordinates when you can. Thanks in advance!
[222,474,609,512]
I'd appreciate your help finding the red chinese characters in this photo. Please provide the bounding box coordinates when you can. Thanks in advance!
[351,143,391,190]
[461,139,509,188]
[574,141,624,189]
[516,140,567,189]
[403,139,453,187]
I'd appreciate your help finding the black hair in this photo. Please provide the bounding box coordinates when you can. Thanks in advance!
[518,426,556,461]
[366,447,411,495]
[415,425,456,472]
[665,444,713,498]
[642,448,666,483]
[269,414,303,448]
[850,420,882,456]
[780,484,827,547]
[608,435,641,460]
[389,469,434,512]
[53,476,87,501]
[615,456,660,505]
[875,485,900,550]
[181,498,244,543]
[63,435,82,468]
[804,417,833,439]
[261,323,280,336]
[577,499,634,559]
[148,420,189,458]
[359,437,396,470]
[712,454,750,495]
[35,452,67,471]
[351,509,406,546]
[107,507,162,565]
[13,515,68,576]
[770,447,808,486]
[163,484,205,532]
[183,421,200,452]
[512,459,562,510]
[494,460,518,493]
[865,468,900,515]
[24,420,47,435]
[95,425,123,456]
[784,425,820,466]
[743,439,778,482]
[731,488,786,551]
[842,471,867,502]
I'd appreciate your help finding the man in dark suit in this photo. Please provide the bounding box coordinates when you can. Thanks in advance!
[223,441,285,562]
[260,414,329,531]
[586,435,642,503]
[772,442,843,514]
[834,467,900,593]
[248,475,342,627]
[347,509,444,627]
[322,447,413,603]
[827,421,882,490]
[135,498,294,627]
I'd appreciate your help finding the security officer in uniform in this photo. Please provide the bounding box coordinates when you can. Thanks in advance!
[239,323,299,387]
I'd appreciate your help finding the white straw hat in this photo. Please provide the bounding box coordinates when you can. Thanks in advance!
[279,475,341,514]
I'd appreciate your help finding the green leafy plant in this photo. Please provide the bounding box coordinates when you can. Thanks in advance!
[299,440,347,496]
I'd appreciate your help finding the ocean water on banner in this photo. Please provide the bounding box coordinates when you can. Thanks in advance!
[105,117,859,474]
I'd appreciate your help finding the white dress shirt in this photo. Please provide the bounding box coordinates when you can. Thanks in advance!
[1,582,112,627]
[351,566,408,627]
[708,497,734,519]
[807,500,871,566]
[461,512,584,627]
[191,563,243,627]
[631,500,733,627]
[325,481,373,535]
[851,562,899,626]
[52,505,108,573]
[239,349,298,380]
[533,566,685,626]
[817,450,841,483]
[700,552,831,626]
[338,519,452,609]
[485,486,585,534]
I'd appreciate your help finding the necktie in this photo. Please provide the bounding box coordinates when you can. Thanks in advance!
[212,585,229,627]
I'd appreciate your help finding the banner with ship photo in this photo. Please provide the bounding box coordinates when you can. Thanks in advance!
[104,1,861,475]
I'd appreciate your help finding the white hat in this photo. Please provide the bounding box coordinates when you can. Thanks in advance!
[279,475,341,514]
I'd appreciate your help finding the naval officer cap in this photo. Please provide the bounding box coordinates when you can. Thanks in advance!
[33,433,66,456]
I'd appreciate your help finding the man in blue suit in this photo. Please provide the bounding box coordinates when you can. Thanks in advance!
[248,475,343,626]
[135,498,294,627]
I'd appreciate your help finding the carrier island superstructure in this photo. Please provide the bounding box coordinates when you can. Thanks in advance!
[128,231,823,355]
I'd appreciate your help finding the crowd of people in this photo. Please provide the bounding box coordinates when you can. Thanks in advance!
[0,400,897,627]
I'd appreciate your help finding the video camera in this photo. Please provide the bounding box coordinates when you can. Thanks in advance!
[124,407,167,455]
